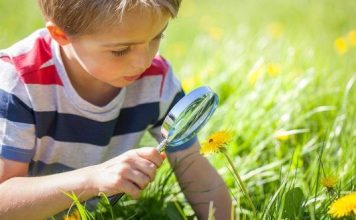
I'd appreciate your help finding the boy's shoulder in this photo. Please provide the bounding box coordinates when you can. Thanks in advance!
[0,29,62,86]
[1,29,51,63]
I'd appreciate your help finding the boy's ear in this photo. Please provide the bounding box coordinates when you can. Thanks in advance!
[46,21,70,45]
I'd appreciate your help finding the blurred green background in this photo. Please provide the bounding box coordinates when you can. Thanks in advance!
[1,0,355,219]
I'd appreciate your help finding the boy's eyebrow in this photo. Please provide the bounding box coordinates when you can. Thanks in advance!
[102,24,168,47]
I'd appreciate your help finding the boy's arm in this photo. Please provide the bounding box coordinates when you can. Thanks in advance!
[0,158,98,219]
[0,147,163,219]
[167,141,232,220]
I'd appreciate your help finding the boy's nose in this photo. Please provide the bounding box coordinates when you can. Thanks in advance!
[133,58,150,73]
[131,47,151,72]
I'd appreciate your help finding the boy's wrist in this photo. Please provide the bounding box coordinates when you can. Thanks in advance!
[77,165,101,199]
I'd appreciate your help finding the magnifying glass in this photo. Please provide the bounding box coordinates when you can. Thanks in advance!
[109,86,219,205]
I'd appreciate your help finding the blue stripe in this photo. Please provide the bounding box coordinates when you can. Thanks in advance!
[0,145,34,162]
[35,111,116,146]
[113,103,159,135]
[0,89,34,124]
[1,89,179,146]
[35,102,159,146]
[29,160,74,176]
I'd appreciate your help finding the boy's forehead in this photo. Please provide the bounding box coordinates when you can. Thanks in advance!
[102,24,168,47]
[90,7,170,45]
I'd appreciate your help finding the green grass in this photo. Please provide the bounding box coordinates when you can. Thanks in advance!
[1,0,355,219]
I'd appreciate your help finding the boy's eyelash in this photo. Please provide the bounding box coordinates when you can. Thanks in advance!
[111,48,130,57]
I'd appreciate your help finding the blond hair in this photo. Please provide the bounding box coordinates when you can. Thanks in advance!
[38,0,181,36]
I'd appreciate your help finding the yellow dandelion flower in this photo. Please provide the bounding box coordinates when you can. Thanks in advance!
[347,30,356,47]
[328,192,356,218]
[267,22,283,39]
[267,63,281,77]
[63,209,81,220]
[334,37,348,55]
[200,131,233,155]
[321,176,338,189]
[202,131,257,214]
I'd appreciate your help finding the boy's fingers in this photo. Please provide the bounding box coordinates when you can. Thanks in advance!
[160,152,166,160]
[117,178,141,198]
[125,169,151,190]
[132,159,157,181]
[135,147,162,167]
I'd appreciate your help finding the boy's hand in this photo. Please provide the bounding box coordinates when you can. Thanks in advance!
[89,147,163,199]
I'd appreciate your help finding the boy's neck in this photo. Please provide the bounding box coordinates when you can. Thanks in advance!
[59,46,121,107]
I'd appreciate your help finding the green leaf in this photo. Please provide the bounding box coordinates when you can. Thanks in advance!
[62,191,90,220]
[164,201,187,220]
[282,187,305,220]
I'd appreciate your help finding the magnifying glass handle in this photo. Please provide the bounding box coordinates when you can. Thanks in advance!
[156,139,168,152]
[108,192,124,206]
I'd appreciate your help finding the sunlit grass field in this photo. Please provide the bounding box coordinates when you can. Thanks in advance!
[1,0,355,219]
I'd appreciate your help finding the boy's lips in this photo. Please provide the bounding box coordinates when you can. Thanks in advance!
[123,74,141,81]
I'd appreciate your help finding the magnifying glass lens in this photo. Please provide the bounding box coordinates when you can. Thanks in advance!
[162,87,218,148]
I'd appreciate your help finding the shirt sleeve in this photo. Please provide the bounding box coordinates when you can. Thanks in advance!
[0,58,36,163]
[148,61,197,153]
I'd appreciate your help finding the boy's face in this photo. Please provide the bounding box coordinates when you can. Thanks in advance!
[61,8,170,88]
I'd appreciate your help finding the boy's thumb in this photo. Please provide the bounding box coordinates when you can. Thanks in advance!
[160,152,166,160]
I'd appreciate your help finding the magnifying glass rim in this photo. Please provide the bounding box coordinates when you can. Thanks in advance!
[161,86,218,142]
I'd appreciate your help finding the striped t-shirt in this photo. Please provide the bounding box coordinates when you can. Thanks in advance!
[0,29,195,176]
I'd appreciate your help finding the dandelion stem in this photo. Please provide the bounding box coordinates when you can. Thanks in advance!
[221,151,257,216]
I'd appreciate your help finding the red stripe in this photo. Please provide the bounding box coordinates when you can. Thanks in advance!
[11,34,63,86]
[140,56,169,96]
[21,66,63,85]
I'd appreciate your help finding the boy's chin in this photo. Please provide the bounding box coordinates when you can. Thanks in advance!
[110,79,137,88]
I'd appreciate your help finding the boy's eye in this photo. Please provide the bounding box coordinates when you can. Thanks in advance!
[110,34,164,57]
[111,48,130,57]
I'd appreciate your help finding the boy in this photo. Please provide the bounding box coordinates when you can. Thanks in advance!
[0,0,231,219]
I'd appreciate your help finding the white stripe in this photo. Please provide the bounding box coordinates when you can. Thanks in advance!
[26,84,123,121]
[0,56,33,108]
[0,118,6,144]
[0,119,35,150]
[33,131,147,168]
[123,76,162,108]
[158,67,182,120]
[25,75,163,119]
[0,61,19,92]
